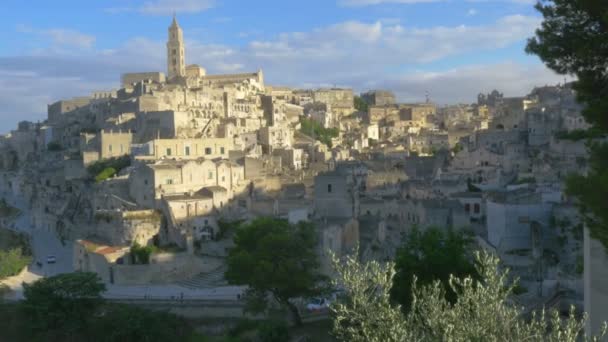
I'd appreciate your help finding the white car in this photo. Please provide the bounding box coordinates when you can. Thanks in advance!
[306,297,330,312]
[46,255,56,264]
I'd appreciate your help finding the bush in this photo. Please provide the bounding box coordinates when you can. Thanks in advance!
[95,167,116,183]
[47,142,63,151]
[257,320,290,342]
[512,284,528,295]
[0,248,31,279]
[554,128,606,141]
[130,243,157,264]
[88,156,131,181]
[299,117,339,147]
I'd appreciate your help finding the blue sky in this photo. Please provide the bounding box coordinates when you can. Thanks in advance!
[0,0,564,132]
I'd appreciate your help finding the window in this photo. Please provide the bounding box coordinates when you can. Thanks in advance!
[166,148,172,156]
[327,184,332,193]
[205,147,212,155]
[208,171,213,180]
[474,203,480,214]
[108,144,112,153]
[144,179,148,185]
[166,179,173,185]
[185,146,190,156]
[222,176,225,182]
[464,203,470,213]
[220,147,225,154]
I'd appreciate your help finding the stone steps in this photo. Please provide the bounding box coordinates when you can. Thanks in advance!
[177,265,228,289]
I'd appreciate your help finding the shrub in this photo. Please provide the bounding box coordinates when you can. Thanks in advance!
[257,320,290,342]
[88,155,131,181]
[130,243,157,264]
[95,167,117,183]
[47,142,63,151]
[299,117,339,148]
[0,248,31,279]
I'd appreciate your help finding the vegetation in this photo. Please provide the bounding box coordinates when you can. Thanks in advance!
[216,219,244,241]
[22,272,107,335]
[0,272,200,341]
[391,226,477,310]
[526,1,608,249]
[130,242,157,264]
[515,177,537,185]
[87,155,131,183]
[331,250,607,342]
[0,228,32,280]
[225,319,290,342]
[554,128,606,141]
[47,141,63,151]
[466,178,481,192]
[299,117,339,148]
[354,95,369,113]
[0,199,20,218]
[0,248,31,279]
[95,167,117,183]
[451,143,463,154]
[225,217,326,326]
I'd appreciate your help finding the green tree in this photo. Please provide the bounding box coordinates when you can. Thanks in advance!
[299,117,339,147]
[391,227,476,310]
[22,272,106,335]
[331,251,607,342]
[354,95,369,113]
[526,1,608,249]
[90,304,194,342]
[130,242,156,264]
[225,217,326,326]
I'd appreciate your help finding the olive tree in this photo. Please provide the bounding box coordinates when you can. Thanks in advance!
[331,251,607,342]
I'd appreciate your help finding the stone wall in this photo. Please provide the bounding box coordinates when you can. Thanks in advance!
[112,253,210,285]
[93,210,162,246]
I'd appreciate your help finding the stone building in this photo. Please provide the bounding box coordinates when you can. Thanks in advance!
[136,137,235,161]
[313,88,354,117]
[167,15,186,79]
[121,72,166,88]
[129,158,244,208]
[361,90,396,106]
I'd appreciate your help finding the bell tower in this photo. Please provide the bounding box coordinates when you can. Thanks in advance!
[167,14,186,79]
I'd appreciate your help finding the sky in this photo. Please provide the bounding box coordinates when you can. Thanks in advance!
[0,0,567,133]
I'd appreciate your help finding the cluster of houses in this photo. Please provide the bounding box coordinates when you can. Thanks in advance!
[0,17,602,321]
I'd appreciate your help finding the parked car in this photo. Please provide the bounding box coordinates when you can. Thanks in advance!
[306,297,330,312]
[46,255,56,264]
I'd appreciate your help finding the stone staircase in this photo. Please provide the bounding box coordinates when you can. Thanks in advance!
[177,264,228,289]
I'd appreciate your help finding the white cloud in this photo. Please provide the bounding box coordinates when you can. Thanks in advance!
[1,14,555,132]
[104,0,215,15]
[379,62,563,104]
[140,0,215,15]
[42,29,96,49]
[339,0,535,6]
[467,8,478,16]
[16,25,96,49]
[339,0,440,6]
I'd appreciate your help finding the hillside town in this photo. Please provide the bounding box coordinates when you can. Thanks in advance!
[0,15,605,337]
